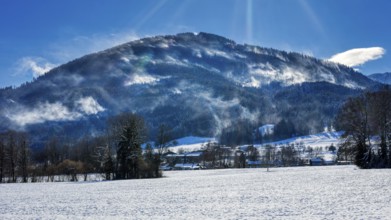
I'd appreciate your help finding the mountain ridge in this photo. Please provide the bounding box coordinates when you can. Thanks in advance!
[368,72,391,85]
[0,32,380,143]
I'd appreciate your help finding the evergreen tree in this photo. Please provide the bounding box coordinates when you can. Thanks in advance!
[113,113,147,179]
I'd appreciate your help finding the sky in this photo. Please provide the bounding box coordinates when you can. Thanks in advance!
[1,0,390,87]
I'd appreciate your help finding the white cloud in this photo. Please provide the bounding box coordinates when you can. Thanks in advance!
[76,97,105,115]
[125,74,160,86]
[7,97,105,127]
[11,31,140,85]
[15,57,57,77]
[328,47,385,67]
[7,102,81,127]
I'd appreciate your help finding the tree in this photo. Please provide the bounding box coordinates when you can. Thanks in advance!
[337,136,354,163]
[153,124,171,176]
[0,137,5,183]
[274,119,296,140]
[155,124,171,155]
[94,144,114,180]
[103,150,114,180]
[264,145,274,171]
[112,113,147,179]
[335,89,391,168]
[280,144,298,166]
[246,145,259,161]
[328,144,336,153]
[6,131,18,182]
[336,94,372,168]
[219,120,255,146]
[18,135,29,183]
[368,89,391,167]
[143,143,161,178]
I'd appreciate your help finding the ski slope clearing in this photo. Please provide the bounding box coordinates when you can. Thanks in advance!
[1,166,390,219]
[168,136,216,153]
[261,131,343,148]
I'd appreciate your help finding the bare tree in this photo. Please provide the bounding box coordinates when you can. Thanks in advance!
[6,131,18,182]
[18,134,29,183]
[336,94,372,168]
[264,145,273,171]
[0,136,5,183]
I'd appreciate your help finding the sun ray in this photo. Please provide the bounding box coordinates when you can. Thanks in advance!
[246,0,253,43]
[298,0,326,38]
[134,0,169,30]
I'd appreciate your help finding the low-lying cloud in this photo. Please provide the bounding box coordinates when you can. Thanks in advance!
[76,96,105,115]
[7,102,81,127]
[328,47,385,67]
[15,57,57,77]
[7,96,105,127]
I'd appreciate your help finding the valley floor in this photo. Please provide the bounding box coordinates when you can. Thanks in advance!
[1,165,390,219]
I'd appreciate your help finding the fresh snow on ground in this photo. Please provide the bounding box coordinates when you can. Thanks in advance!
[168,136,216,153]
[260,131,343,148]
[1,165,390,219]
[258,124,275,136]
[167,131,342,153]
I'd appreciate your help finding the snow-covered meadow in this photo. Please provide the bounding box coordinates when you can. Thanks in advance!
[1,165,390,219]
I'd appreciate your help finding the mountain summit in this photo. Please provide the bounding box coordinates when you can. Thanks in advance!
[0,32,378,141]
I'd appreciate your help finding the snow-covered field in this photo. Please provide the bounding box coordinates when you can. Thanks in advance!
[1,166,390,219]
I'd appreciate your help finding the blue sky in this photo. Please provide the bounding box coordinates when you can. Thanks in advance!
[1,0,390,87]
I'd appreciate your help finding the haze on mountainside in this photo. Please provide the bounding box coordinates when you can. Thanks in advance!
[0,0,390,144]
[0,32,381,144]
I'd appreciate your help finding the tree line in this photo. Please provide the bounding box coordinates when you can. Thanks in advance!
[336,87,391,168]
[0,112,171,183]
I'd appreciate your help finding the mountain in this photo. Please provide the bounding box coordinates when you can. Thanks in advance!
[0,32,379,143]
[368,72,391,85]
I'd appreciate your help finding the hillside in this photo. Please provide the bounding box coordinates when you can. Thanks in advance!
[368,72,391,85]
[0,32,379,143]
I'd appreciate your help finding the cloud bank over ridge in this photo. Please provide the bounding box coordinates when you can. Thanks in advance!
[328,47,385,67]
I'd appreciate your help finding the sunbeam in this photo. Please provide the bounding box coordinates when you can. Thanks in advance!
[246,0,254,43]
[134,0,169,30]
[298,0,326,38]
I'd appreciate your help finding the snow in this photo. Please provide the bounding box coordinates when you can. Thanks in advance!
[203,48,233,60]
[171,88,182,95]
[243,76,261,88]
[76,97,105,115]
[120,57,130,63]
[261,131,343,148]
[168,136,216,153]
[343,81,364,90]
[124,74,160,86]
[258,124,275,136]
[1,166,390,219]
[174,136,216,145]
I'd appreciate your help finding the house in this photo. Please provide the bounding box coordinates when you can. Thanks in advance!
[161,151,205,170]
[174,163,201,170]
[247,160,262,168]
[310,157,323,166]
